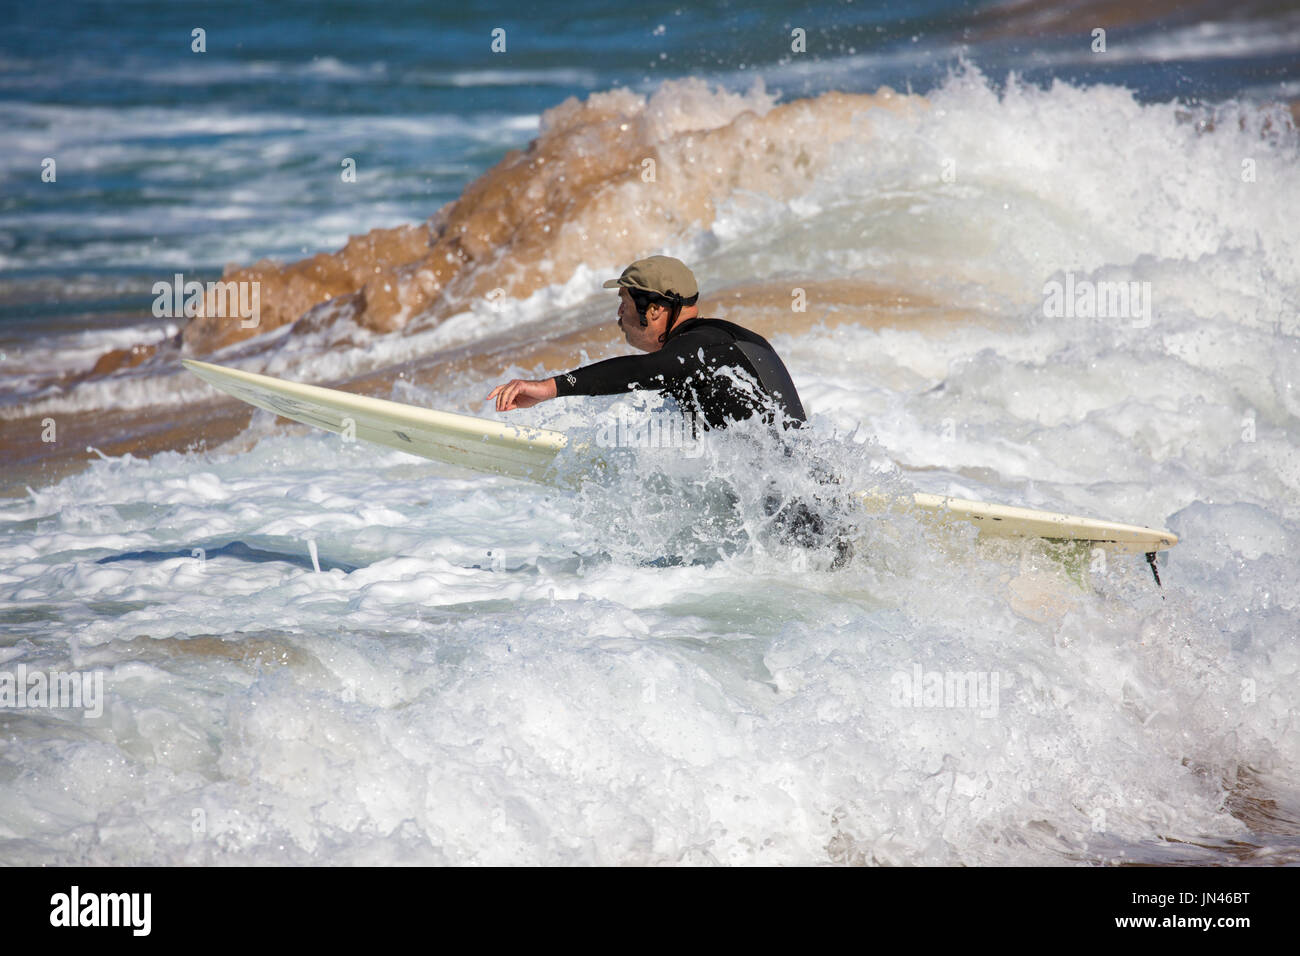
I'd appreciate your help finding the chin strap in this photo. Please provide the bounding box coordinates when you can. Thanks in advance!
[635,292,686,339]
[658,295,685,342]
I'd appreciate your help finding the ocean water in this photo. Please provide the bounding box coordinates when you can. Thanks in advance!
[1,2,1299,865]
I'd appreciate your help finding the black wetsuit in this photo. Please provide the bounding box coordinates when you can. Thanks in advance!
[552,318,805,430]
[554,318,849,563]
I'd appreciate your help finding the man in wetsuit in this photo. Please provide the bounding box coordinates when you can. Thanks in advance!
[488,257,850,564]
[487,256,804,430]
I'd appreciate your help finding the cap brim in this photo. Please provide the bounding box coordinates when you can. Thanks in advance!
[602,278,623,289]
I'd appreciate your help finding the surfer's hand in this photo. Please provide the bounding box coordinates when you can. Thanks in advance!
[487,377,557,411]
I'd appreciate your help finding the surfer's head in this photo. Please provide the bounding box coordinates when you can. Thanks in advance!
[605,256,699,351]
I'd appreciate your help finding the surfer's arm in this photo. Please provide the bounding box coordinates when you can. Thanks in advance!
[551,345,694,398]
[490,336,699,411]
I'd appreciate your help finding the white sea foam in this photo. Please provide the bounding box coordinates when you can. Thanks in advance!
[2,71,1298,864]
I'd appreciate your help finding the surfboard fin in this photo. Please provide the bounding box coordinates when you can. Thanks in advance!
[1145,551,1163,591]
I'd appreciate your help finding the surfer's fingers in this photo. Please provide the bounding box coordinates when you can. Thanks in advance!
[498,380,522,411]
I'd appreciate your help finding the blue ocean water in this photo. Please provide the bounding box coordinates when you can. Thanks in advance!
[2,0,1296,311]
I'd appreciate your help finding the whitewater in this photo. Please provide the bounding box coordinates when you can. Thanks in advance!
[2,66,1299,864]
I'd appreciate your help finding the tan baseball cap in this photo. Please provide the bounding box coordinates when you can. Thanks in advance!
[602,256,698,300]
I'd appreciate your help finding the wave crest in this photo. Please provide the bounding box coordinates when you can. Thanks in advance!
[181,79,919,355]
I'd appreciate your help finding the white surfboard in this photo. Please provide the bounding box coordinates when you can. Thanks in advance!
[182,358,566,482]
[856,491,1176,554]
[183,359,1178,554]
